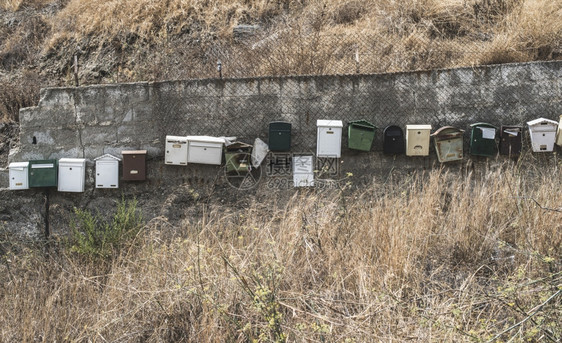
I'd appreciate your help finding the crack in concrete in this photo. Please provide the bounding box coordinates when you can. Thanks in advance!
[73,89,86,158]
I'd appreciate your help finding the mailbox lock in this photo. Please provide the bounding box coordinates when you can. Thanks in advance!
[417,131,421,134]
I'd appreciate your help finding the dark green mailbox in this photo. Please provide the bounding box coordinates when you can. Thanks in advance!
[348,120,377,152]
[28,159,58,188]
[470,123,498,157]
[268,122,291,151]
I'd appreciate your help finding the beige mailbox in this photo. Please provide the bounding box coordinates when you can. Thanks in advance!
[527,118,558,152]
[406,124,432,156]
[9,162,29,190]
[317,120,343,158]
[165,135,188,165]
[186,136,224,165]
[58,158,86,192]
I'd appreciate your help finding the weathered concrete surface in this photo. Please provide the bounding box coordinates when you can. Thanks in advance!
[2,60,561,237]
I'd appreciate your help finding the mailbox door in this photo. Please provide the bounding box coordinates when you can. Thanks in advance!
[499,126,522,156]
[122,154,146,181]
[29,160,57,187]
[293,155,314,187]
[406,127,431,156]
[470,125,497,157]
[317,126,342,158]
[58,164,85,192]
[9,164,29,190]
[165,139,188,165]
[225,152,250,173]
[434,137,463,162]
[383,126,405,155]
[269,122,292,152]
[348,123,375,152]
[96,161,119,188]
[188,142,222,165]
[530,131,556,152]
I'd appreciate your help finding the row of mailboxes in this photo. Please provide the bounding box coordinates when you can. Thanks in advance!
[9,159,85,192]
[165,136,224,166]
[9,151,148,191]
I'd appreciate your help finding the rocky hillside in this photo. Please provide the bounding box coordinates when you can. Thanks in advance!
[1,0,561,124]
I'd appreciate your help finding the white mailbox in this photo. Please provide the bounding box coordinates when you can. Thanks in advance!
[527,118,558,152]
[58,158,86,192]
[406,124,432,156]
[165,135,188,165]
[556,116,562,146]
[9,162,29,190]
[94,154,121,188]
[186,136,224,165]
[293,155,314,187]
[317,120,343,158]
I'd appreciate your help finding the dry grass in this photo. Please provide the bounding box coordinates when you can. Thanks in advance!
[1,162,560,341]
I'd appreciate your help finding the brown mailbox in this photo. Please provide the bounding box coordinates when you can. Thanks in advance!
[122,150,147,181]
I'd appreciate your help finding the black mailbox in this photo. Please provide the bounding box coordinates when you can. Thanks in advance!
[499,125,523,156]
[383,125,405,155]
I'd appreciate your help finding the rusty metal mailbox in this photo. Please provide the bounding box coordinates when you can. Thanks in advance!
[431,126,464,163]
[470,123,497,157]
[383,125,405,155]
[122,150,147,181]
[499,126,523,156]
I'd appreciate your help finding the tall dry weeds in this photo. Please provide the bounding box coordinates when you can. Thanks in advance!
[1,161,560,341]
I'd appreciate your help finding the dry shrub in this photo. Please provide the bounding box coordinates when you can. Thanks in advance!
[1,162,560,341]
[0,72,41,122]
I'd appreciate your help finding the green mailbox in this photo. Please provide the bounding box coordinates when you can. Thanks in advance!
[225,142,253,173]
[470,123,498,157]
[28,159,58,188]
[268,122,291,151]
[348,120,377,151]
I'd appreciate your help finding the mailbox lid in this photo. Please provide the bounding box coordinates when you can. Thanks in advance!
[166,135,188,143]
[58,158,86,167]
[9,162,29,190]
[348,120,377,152]
[500,125,523,156]
[527,118,558,132]
[58,158,86,192]
[317,120,343,128]
[383,125,405,155]
[122,150,147,181]
[28,159,58,187]
[269,121,292,152]
[431,126,464,139]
